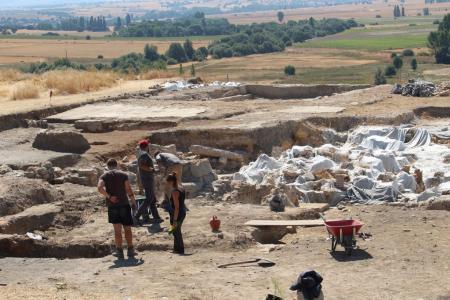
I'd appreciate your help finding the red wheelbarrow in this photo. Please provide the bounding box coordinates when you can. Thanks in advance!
[325,219,364,255]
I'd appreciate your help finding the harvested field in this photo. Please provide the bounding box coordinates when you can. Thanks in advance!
[0,38,212,64]
[214,0,450,24]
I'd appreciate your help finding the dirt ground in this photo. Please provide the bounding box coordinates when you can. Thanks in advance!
[1,204,449,300]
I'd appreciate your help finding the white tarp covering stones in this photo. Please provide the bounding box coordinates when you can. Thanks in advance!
[232,125,450,205]
[163,80,241,91]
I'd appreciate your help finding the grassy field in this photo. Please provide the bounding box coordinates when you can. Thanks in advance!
[298,18,437,51]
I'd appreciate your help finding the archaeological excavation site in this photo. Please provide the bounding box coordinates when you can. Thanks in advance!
[1,81,450,299]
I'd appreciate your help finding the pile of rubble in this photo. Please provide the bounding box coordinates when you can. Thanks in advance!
[229,125,450,208]
[391,80,436,97]
[392,79,450,97]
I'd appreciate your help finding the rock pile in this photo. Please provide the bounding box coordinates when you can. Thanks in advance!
[33,129,91,154]
[391,80,436,97]
[231,125,450,206]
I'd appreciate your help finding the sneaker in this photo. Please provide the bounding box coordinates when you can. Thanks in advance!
[127,247,137,258]
[113,248,124,260]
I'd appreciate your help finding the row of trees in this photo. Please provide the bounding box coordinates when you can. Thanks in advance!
[36,16,109,32]
[393,5,405,17]
[208,18,358,59]
[110,39,209,73]
[374,52,418,85]
[428,14,450,63]
[119,12,235,37]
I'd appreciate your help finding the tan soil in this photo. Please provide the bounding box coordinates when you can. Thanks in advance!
[0,205,449,299]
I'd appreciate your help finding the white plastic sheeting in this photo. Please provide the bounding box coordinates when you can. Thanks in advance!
[163,80,241,91]
[233,125,450,204]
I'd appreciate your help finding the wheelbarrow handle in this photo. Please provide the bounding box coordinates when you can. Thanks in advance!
[217,258,261,268]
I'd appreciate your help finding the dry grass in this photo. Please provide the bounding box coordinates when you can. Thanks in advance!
[43,70,118,95]
[139,70,177,80]
[9,81,40,100]
[0,69,28,82]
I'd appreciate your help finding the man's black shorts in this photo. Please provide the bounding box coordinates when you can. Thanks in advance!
[108,205,133,226]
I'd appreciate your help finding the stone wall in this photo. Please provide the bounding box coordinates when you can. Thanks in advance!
[243,84,371,99]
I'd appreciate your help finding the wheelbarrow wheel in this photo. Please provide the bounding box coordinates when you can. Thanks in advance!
[331,236,337,252]
[345,247,352,255]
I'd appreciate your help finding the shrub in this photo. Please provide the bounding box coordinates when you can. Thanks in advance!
[166,43,187,63]
[86,35,91,40]
[284,65,296,76]
[402,49,415,56]
[10,81,40,100]
[374,68,387,85]
[384,65,397,76]
[111,52,166,73]
[390,52,397,58]
[375,15,382,18]
[393,56,403,69]
[195,47,208,61]
[97,54,104,59]
[144,44,159,61]
[21,58,86,74]
[183,39,195,60]
[411,58,418,70]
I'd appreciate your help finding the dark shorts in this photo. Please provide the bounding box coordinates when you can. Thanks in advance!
[108,205,133,226]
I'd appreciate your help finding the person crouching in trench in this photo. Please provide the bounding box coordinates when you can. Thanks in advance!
[98,158,137,260]
[166,172,187,255]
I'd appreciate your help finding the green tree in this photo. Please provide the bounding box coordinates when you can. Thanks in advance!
[393,56,403,70]
[385,65,397,76]
[374,68,387,85]
[411,58,418,70]
[144,44,159,61]
[179,64,184,75]
[166,43,187,63]
[190,63,196,76]
[402,49,415,56]
[115,17,122,31]
[284,65,295,76]
[277,11,285,23]
[195,47,208,61]
[125,14,131,26]
[183,39,195,60]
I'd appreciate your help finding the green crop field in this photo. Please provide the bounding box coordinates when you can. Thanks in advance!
[297,18,438,51]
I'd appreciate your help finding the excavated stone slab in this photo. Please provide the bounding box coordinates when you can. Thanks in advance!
[0,203,62,234]
[48,103,207,122]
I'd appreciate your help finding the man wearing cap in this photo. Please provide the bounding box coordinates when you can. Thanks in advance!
[134,139,162,225]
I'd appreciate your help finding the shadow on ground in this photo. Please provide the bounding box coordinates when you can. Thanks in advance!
[330,248,373,262]
[109,258,145,269]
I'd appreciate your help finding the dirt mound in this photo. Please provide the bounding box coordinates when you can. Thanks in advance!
[0,176,63,217]
[33,129,90,154]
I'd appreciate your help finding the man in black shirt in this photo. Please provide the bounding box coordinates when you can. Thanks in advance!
[135,140,162,224]
[98,158,137,260]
